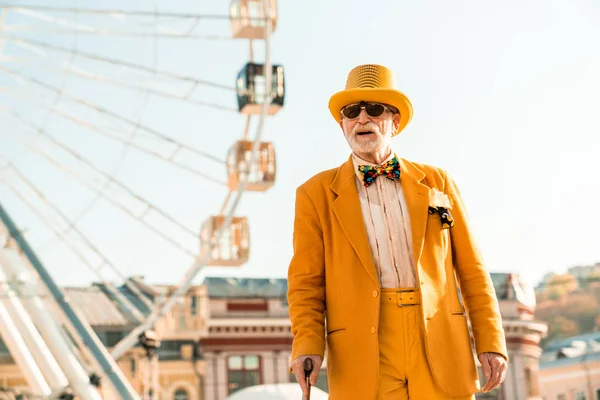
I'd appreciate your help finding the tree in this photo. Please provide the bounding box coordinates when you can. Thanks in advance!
[542,316,579,345]
[583,272,600,288]
[543,274,579,300]
[536,283,600,345]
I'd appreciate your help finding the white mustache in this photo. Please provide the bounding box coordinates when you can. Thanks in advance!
[352,122,380,136]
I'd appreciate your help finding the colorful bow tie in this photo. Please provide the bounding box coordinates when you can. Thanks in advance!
[357,157,401,187]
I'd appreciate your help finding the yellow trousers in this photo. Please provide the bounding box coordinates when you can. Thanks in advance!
[377,288,475,400]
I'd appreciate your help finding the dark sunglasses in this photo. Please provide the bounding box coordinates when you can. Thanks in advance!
[340,101,396,119]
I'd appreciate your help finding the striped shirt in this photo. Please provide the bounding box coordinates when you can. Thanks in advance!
[352,153,417,289]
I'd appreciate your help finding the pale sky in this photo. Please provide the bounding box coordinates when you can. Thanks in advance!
[0,0,599,289]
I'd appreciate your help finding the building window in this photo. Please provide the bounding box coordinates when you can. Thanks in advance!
[174,388,188,400]
[574,392,586,400]
[290,367,329,393]
[130,358,136,378]
[158,340,195,361]
[596,388,600,400]
[179,315,186,330]
[191,296,198,315]
[105,331,125,347]
[227,355,261,394]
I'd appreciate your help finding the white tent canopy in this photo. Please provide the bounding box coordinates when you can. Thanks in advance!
[226,383,329,400]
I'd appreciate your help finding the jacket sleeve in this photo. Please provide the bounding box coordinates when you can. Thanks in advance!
[443,170,508,361]
[287,185,327,363]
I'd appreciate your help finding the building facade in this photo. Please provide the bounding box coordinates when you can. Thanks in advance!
[198,277,296,400]
[0,277,297,400]
[0,276,208,400]
[568,264,600,283]
[539,332,600,400]
[1,273,548,399]
[475,273,548,400]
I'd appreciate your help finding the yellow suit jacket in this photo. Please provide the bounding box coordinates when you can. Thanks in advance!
[287,156,508,398]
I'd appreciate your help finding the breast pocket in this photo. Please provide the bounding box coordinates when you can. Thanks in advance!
[327,327,347,337]
[424,212,452,282]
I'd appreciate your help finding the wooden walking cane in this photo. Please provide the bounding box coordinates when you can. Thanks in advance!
[303,358,314,400]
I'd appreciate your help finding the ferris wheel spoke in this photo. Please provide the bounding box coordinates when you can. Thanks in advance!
[0,66,229,168]
[1,109,201,242]
[0,25,232,40]
[5,6,98,33]
[1,3,165,267]
[96,14,203,38]
[0,5,253,22]
[0,64,230,157]
[0,35,236,92]
[0,25,180,38]
[0,4,261,39]
[0,53,210,91]
[2,6,229,39]
[0,164,148,322]
[0,163,66,236]
[5,7,201,35]
[0,119,199,259]
[0,89,228,186]
[9,109,200,236]
[0,53,238,112]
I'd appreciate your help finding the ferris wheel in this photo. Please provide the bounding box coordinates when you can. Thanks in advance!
[0,0,284,399]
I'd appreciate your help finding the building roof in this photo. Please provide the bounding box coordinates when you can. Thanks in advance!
[540,331,600,368]
[0,276,289,362]
[204,277,287,298]
[117,282,153,316]
[544,331,600,348]
[63,286,131,327]
[490,272,536,308]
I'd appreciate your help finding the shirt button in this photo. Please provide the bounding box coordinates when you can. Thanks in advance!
[373,290,378,298]
[371,326,376,334]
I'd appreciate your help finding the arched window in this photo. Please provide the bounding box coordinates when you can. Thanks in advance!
[174,388,189,400]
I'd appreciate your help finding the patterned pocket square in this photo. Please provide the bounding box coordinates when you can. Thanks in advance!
[428,206,454,229]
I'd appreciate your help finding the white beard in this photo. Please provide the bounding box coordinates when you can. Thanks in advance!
[344,121,393,154]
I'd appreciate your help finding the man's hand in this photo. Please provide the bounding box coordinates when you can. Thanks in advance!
[291,354,323,397]
[478,352,508,392]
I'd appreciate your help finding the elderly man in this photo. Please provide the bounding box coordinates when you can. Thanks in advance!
[287,64,508,399]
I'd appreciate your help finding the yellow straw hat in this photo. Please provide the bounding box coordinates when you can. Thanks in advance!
[328,64,413,136]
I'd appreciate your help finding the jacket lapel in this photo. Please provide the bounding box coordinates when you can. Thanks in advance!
[398,158,430,267]
[330,156,379,285]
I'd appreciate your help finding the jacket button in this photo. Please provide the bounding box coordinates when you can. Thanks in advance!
[371,326,376,334]
[373,290,378,298]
